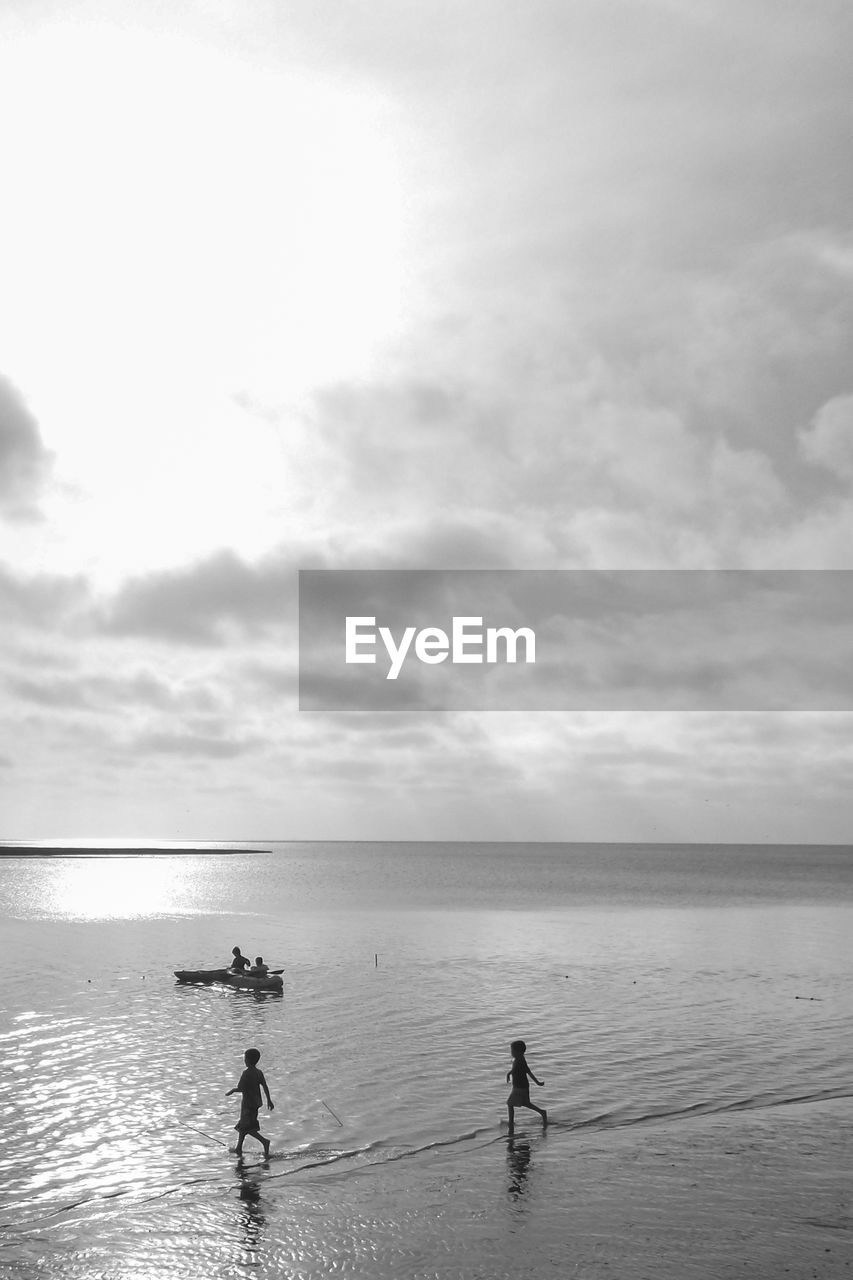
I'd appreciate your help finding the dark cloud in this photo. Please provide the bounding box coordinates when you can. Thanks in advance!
[580,237,853,496]
[0,563,90,627]
[0,375,52,518]
[102,533,526,650]
[6,670,221,714]
[116,672,220,712]
[7,677,92,710]
[288,3,853,570]
[102,549,304,645]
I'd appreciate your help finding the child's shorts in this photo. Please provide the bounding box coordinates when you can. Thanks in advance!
[235,1105,260,1135]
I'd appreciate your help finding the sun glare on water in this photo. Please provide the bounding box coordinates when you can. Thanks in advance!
[45,856,196,920]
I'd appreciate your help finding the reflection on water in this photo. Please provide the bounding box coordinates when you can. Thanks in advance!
[235,1164,267,1266]
[41,856,197,920]
[506,1136,533,1198]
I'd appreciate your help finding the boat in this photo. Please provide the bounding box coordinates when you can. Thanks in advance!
[174,967,284,992]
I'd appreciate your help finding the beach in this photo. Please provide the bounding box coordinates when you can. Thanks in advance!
[1,842,851,1278]
[5,1092,850,1278]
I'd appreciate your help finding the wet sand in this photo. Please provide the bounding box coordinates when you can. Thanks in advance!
[21,1095,849,1279]
[292,1093,853,1279]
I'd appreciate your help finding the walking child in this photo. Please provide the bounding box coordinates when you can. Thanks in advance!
[226,1048,274,1158]
[505,1039,547,1133]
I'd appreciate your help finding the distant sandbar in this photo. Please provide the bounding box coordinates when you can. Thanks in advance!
[0,847,269,857]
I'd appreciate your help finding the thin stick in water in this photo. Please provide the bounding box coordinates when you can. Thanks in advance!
[320,1099,344,1127]
[175,1118,229,1147]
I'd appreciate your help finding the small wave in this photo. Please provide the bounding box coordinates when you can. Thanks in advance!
[287,1084,853,1185]
[561,1083,853,1136]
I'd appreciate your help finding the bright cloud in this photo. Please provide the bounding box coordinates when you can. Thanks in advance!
[1,0,852,839]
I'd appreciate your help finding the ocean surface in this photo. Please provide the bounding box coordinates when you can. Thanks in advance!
[1,841,851,1279]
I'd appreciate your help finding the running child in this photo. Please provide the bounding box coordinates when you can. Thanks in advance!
[226,1048,274,1158]
[505,1039,547,1132]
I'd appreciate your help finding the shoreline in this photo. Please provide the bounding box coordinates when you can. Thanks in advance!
[10,1093,849,1279]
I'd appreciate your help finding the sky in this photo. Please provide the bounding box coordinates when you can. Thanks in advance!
[1,0,852,843]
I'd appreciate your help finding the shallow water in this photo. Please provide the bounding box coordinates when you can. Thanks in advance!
[1,842,851,1277]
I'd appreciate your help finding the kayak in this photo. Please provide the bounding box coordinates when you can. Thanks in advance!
[174,968,284,992]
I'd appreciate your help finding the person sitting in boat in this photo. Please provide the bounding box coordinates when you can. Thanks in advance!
[230,947,251,973]
[249,956,269,977]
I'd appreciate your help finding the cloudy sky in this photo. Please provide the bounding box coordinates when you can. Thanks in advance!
[1,0,852,842]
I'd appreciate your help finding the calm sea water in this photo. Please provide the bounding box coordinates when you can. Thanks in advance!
[1,841,851,1278]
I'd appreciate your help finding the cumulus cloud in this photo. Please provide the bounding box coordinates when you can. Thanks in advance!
[6,670,221,715]
[0,563,90,628]
[4,1,853,838]
[274,3,853,581]
[799,395,853,481]
[0,375,51,518]
[6,677,92,711]
[102,550,302,645]
[307,368,797,571]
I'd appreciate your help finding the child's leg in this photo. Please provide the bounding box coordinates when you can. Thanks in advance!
[251,1128,271,1156]
[507,1103,515,1132]
[521,1100,548,1124]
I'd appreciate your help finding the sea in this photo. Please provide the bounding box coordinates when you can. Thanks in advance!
[1,841,851,1279]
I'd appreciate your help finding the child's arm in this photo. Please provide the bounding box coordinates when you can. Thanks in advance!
[527,1065,544,1087]
[259,1069,275,1110]
[226,1070,247,1098]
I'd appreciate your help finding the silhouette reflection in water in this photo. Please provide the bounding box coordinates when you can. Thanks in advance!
[506,1136,532,1198]
[236,1164,266,1262]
